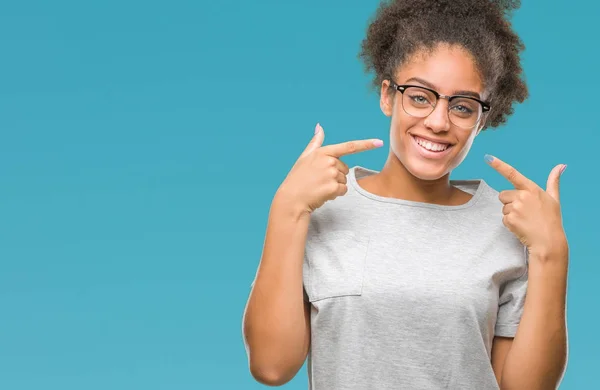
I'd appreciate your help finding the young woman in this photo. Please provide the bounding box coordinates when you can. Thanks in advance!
[243,1,569,389]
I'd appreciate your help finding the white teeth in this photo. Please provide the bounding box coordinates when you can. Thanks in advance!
[415,137,448,152]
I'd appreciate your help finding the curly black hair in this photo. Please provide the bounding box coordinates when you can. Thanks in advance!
[359,0,528,129]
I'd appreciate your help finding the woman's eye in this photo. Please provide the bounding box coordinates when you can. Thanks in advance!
[452,105,473,114]
[411,95,429,104]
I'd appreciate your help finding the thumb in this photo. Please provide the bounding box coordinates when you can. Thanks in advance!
[300,123,325,158]
[546,164,566,202]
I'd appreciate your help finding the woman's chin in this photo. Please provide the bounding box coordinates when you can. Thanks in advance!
[403,159,450,181]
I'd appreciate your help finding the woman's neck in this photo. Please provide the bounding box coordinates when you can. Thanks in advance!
[357,155,472,206]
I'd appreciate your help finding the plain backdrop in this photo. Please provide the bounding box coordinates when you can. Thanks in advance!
[0,0,598,389]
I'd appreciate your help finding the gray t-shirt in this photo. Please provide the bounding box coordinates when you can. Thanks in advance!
[302,166,528,390]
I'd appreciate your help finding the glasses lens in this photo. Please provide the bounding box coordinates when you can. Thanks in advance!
[402,87,436,118]
[448,97,482,128]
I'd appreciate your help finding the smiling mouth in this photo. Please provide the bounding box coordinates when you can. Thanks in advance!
[411,135,453,152]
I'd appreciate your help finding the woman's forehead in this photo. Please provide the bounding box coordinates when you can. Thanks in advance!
[396,44,485,96]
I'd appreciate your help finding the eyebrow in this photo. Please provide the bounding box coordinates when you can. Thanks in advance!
[403,77,481,99]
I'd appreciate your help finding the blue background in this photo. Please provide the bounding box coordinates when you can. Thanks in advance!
[0,0,598,389]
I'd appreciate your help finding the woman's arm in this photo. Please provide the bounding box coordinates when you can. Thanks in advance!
[242,194,312,386]
[485,156,569,389]
[498,250,568,390]
[242,126,380,385]
[491,336,513,385]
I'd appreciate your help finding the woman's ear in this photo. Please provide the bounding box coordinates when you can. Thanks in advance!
[380,80,394,117]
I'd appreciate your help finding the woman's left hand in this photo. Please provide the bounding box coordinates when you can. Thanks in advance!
[485,155,568,261]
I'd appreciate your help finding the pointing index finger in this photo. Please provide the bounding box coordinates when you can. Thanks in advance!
[321,139,384,158]
[485,154,534,190]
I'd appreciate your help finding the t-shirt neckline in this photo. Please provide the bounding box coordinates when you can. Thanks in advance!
[349,166,486,211]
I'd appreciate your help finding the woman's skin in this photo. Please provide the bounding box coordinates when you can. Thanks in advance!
[243,43,568,388]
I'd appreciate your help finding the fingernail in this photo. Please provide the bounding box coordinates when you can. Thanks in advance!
[560,164,567,175]
[315,123,322,134]
[372,139,384,147]
[484,154,494,164]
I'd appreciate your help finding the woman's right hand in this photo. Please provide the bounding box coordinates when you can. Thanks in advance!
[276,123,384,217]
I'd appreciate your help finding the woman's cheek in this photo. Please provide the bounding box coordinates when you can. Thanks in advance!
[449,132,477,170]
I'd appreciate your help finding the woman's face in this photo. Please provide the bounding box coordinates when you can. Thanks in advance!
[380,44,488,181]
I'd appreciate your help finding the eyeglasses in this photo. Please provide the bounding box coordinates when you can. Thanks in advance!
[389,81,491,129]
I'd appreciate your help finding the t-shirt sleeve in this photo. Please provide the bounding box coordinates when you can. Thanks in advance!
[303,252,310,302]
[495,266,528,337]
